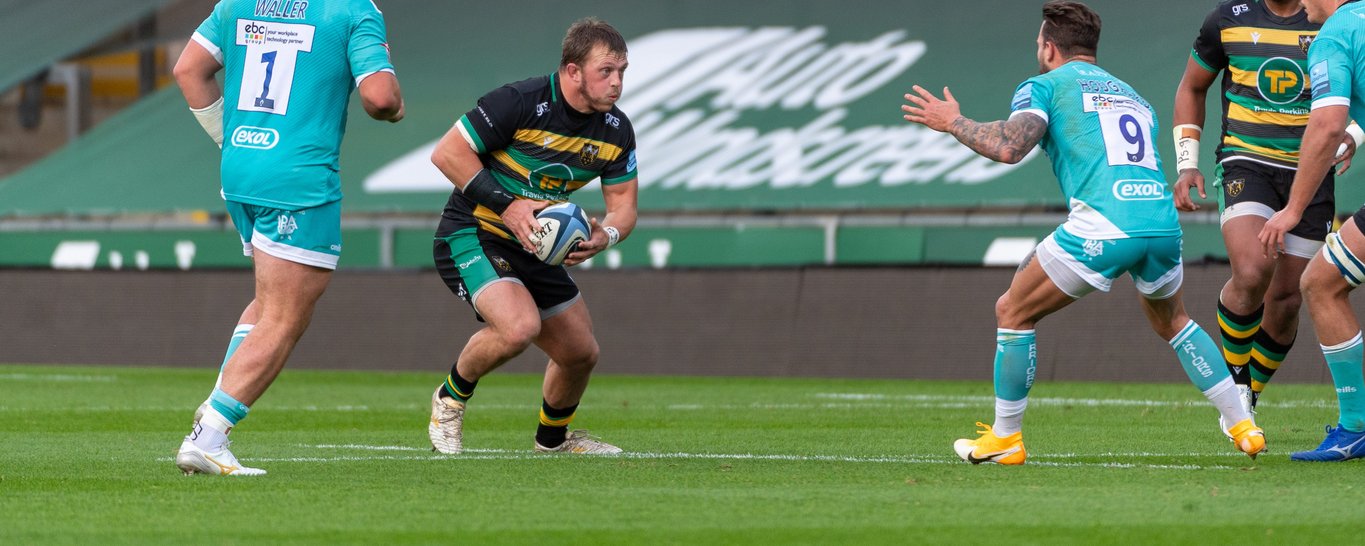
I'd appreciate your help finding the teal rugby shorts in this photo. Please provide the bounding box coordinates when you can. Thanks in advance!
[225,200,342,270]
[1036,226,1183,299]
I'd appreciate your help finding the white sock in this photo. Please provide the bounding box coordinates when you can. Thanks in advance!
[190,407,234,452]
[993,397,1028,436]
[1203,377,1250,426]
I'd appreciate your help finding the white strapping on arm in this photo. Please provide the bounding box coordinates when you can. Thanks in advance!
[1172,124,1201,172]
[190,97,225,148]
[1338,122,1365,159]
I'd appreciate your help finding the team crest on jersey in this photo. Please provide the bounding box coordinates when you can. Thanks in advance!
[277,214,298,239]
[1226,179,1245,198]
[580,143,601,166]
[1083,239,1104,258]
[491,256,511,272]
[1300,35,1315,53]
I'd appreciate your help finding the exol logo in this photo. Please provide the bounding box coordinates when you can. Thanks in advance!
[1112,179,1164,201]
[231,126,280,150]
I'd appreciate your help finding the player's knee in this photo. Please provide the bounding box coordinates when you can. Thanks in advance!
[1264,285,1303,315]
[559,339,600,372]
[495,318,541,352]
[1301,265,1346,304]
[1228,260,1273,294]
[994,294,1028,329]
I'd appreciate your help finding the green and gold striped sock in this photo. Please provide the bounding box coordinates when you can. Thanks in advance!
[1249,329,1294,408]
[536,400,578,448]
[440,367,478,404]
[1217,300,1262,387]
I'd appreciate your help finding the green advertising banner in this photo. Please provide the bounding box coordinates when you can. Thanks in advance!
[3,0,1318,217]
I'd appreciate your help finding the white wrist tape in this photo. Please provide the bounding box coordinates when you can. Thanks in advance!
[1173,124,1201,172]
[191,97,225,148]
[1340,123,1365,159]
[603,225,620,248]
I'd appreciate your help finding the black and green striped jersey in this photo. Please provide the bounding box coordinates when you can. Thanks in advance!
[1192,0,1321,169]
[441,73,638,239]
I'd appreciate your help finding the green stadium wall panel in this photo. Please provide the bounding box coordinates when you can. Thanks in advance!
[5,0,1330,217]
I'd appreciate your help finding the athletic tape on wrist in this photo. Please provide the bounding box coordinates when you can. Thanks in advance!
[461,169,516,215]
[190,97,225,148]
[1173,124,1201,172]
[603,225,620,248]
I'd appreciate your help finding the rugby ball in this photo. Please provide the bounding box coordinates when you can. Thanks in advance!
[532,202,591,266]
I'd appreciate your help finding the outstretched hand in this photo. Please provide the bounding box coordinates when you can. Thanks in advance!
[901,85,962,133]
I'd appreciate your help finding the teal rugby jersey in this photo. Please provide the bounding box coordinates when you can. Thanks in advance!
[1309,1,1365,127]
[193,0,394,209]
[444,73,638,240]
[1010,61,1180,239]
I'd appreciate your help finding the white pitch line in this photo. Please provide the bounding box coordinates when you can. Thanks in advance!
[814,392,1336,409]
[275,444,1240,471]
[0,373,117,383]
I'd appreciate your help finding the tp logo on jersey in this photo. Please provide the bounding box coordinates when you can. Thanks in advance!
[1257,57,1306,105]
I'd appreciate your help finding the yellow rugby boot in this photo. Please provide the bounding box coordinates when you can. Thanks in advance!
[953,422,1026,465]
[1227,418,1266,460]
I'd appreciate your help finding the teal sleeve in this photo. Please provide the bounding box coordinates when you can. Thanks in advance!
[349,0,395,80]
[1309,33,1352,105]
[193,1,227,52]
[1010,77,1052,119]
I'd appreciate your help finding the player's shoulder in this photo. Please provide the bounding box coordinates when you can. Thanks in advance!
[1206,0,1253,22]
[1321,3,1365,36]
[603,106,634,135]
[503,75,554,100]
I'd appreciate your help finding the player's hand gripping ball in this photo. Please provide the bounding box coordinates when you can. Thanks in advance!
[531,202,591,266]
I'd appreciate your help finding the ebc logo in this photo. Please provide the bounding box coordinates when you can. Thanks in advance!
[232,126,280,150]
[1112,179,1165,201]
[242,22,268,44]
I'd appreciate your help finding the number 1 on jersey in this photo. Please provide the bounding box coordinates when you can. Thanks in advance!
[255,51,277,109]
[234,20,315,116]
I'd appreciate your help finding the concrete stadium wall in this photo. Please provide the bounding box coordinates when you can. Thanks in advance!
[0,266,1342,384]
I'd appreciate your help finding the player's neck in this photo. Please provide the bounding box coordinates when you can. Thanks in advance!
[1047,55,1096,71]
[1264,0,1303,18]
[557,71,594,116]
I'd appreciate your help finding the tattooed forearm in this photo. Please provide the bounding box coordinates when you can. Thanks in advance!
[948,114,1046,164]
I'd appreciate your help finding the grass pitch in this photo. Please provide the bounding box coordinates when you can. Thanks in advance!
[1,363,1362,545]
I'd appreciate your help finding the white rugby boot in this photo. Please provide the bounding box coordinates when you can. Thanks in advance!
[534,430,623,454]
[1218,384,1256,440]
[175,438,266,476]
[428,388,465,454]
